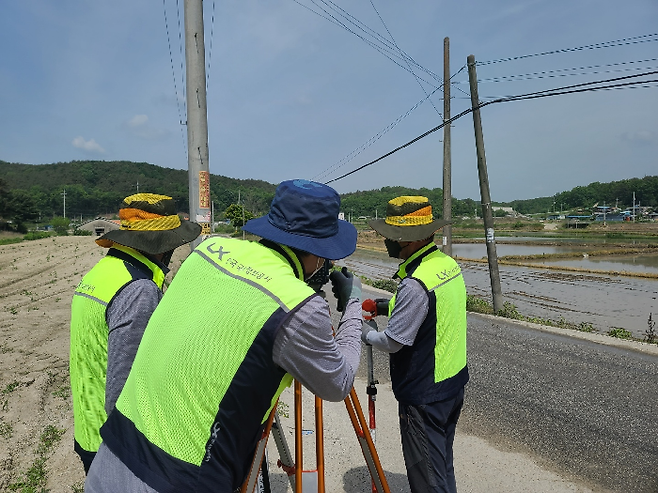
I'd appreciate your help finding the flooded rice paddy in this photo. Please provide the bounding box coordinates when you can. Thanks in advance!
[338,240,658,340]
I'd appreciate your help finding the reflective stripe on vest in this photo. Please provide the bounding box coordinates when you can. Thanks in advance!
[390,244,467,398]
[113,237,314,483]
[69,245,164,453]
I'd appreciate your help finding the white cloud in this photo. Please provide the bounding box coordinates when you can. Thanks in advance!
[72,136,105,153]
[128,114,148,127]
[122,114,169,141]
[621,130,657,146]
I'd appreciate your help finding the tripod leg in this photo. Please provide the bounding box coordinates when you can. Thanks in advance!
[241,406,277,493]
[294,381,303,493]
[344,389,391,493]
[315,395,325,492]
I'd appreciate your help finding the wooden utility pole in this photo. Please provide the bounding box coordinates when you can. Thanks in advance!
[467,55,503,313]
[185,0,211,248]
[442,37,452,256]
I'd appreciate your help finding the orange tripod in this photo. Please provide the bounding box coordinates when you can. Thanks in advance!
[241,379,391,493]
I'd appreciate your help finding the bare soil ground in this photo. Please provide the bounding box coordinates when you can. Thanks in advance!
[0,235,189,492]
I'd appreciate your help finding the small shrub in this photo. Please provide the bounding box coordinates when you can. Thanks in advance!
[73,229,92,236]
[23,231,52,241]
[498,302,522,320]
[466,295,493,314]
[370,279,398,293]
[577,322,595,333]
[607,327,632,339]
[645,313,656,344]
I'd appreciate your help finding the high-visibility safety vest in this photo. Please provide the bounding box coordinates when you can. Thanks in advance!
[102,237,317,492]
[69,245,165,455]
[388,243,468,405]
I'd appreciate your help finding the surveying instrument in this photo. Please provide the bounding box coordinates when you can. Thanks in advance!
[241,263,391,493]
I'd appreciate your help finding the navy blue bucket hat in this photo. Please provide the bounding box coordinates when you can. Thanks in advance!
[242,179,357,260]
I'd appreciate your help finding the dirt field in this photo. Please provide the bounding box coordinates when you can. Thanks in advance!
[0,235,191,492]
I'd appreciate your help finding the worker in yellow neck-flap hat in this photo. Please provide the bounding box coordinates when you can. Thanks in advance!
[364,195,468,493]
[84,179,363,493]
[69,193,201,474]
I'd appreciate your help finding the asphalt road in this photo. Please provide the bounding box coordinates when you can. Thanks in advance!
[347,286,658,493]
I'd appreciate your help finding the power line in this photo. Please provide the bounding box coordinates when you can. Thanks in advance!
[324,71,658,185]
[477,33,658,66]
[368,0,442,117]
[294,0,443,89]
[471,58,658,84]
[206,0,217,94]
[313,64,466,182]
[312,84,443,182]
[162,0,187,160]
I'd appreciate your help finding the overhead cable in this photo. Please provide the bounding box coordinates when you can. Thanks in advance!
[324,70,658,185]
[478,33,658,66]
[206,0,216,93]
[312,84,443,182]
[313,65,466,182]
[369,0,442,117]
[293,0,443,89]
[472,58,658,84]
[162,0,187,159]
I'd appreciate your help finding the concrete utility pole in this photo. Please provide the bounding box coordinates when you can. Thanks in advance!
[442,37,452,256]
[467,55,503,314]
[62,189,66,218]
[185,0,211,248]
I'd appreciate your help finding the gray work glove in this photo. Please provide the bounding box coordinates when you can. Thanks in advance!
[361,319,378,345]
[329,267,362,312]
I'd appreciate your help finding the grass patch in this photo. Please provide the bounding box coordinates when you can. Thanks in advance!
[23,231,53,241]
[465,296,596,333]
[0,237,23,246]
[52,385,70,400]
[0,418,13,439]
[2,381,20,394]
[7,425,65,492]
[466,295,494,314]
[607,327,632,339]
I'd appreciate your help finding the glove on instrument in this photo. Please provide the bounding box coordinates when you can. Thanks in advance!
[329,267,362,312]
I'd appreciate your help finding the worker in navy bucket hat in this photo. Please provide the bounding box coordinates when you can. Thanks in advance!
[86,179,364,492]
[242,178,357,260]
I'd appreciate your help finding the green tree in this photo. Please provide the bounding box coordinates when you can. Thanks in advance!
[51,217,71,236]
[0,180,39,233]
[224,203,254,228]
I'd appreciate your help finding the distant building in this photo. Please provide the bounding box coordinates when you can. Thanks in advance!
[77,218,120,236]
[566,215,592,228]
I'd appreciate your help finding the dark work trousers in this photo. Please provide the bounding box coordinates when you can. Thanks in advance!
[398,388,465,493]
[74,439,97,474]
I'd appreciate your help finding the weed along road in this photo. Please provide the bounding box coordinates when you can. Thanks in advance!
[349,287,658,493]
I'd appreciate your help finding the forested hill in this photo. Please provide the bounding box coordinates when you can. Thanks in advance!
[1,160,657,222]
[0,160,277,219]
[504,176,658,214]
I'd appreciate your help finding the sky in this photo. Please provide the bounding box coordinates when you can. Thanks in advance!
[1,0,657,203]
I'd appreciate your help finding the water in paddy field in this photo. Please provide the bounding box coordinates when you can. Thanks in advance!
[337,243,658,340]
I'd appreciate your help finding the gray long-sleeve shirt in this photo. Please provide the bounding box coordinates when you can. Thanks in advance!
[363,277,429,353]
[105,279,163,414]
[273,295,362,402]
